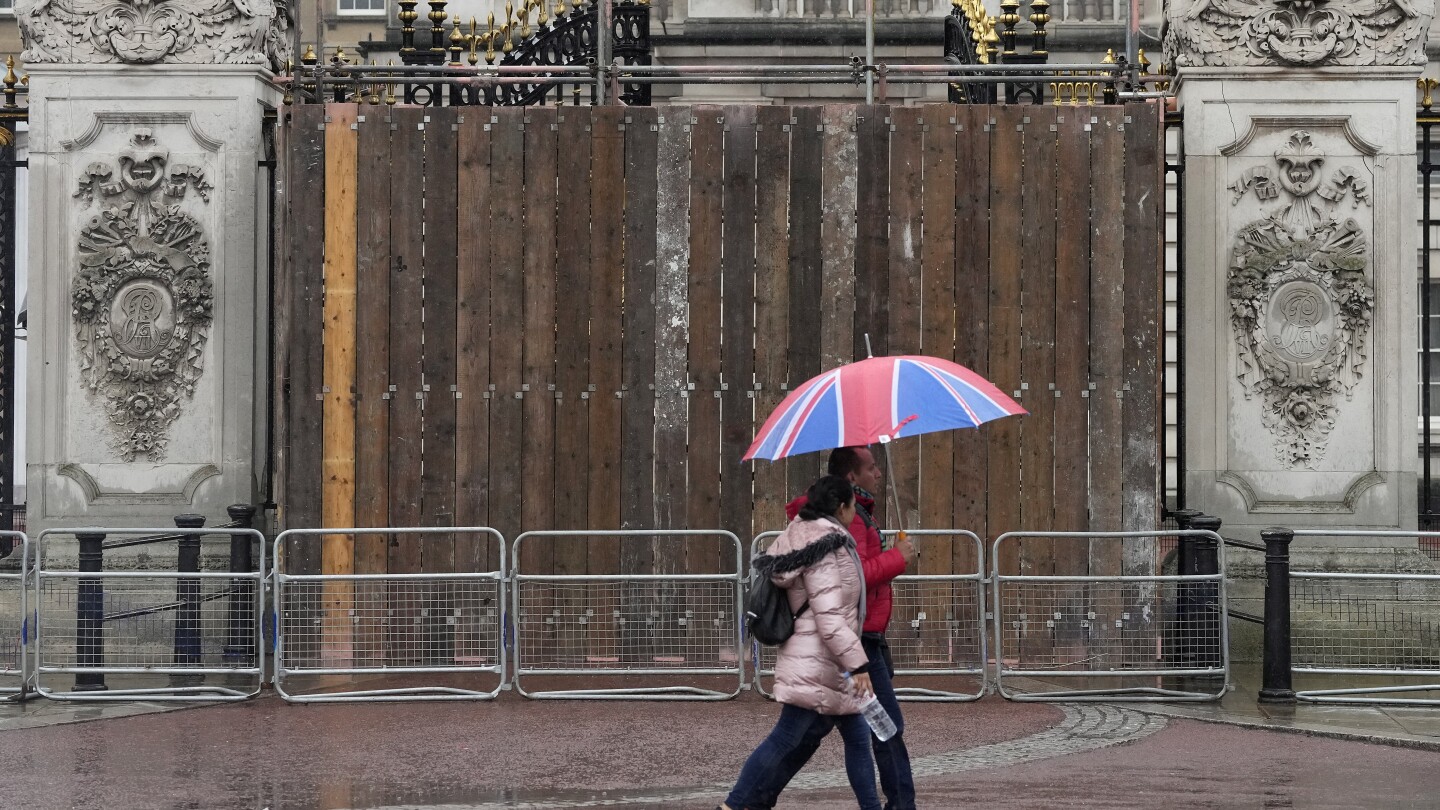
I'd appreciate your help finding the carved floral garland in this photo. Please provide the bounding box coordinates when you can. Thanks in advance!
[1228,131,1374,468]
[71,131,213,461]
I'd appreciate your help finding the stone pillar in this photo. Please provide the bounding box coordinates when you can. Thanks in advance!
[1166,0,1431,539]
[17,0,291,530]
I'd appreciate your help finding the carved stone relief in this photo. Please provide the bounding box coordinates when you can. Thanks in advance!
[17,0,292,70]
[1163,0,1431,68]
[1228,130,1374,469]
[72,130,214,461]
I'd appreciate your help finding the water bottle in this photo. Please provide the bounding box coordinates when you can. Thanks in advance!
[858,694,897,741]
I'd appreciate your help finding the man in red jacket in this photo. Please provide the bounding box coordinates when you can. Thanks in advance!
[749,446,918,810]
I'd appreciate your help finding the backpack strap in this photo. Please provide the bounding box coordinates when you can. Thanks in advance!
[795,601,809,618]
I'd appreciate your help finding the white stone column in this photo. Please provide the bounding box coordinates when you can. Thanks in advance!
[1166,2,1432,539]
[17,2,291,530]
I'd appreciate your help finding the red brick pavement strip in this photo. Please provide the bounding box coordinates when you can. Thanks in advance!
[0,692,1060,809]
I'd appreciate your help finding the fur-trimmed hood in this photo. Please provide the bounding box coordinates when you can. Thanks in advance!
[754,518,852,584]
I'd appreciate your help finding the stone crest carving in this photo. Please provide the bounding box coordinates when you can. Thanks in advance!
[1164,0,1431,67]
[17,0,292,70]
[72,130,214,461]
[1228,130,1374,468]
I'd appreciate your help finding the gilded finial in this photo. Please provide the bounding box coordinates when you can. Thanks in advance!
[1138,48,1151,75]
[386,61,398,105]
[486,12,498,62]
[1421,78,1438,110]
[2,56,18,110]
[502,22,514,53]
[1028,0,1050,57]
[521,0,533,38]
[1102,48,1115,64]
[302,44,318,64]
[555,0,566,17]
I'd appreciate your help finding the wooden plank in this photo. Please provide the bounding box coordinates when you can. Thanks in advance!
[986,106,1024,578]
[321,103,359,666]
[786,106,827,504]
[487,108,525,565]
[553,108,592,541]
[1121,103,1164,554]
[919,104,957,577]
[287,104,326,564]
[753,105,793,535]
[819,105,857,374]
[1018,104,1058,578]
[422,107,459,551]
[271,111,292,538]
[653,108,691,539]
[853,104,890,364]
[354,109,392,569]
[386,106,426,663]
[1088,106,1127,543]
[454,110,493,670]
[551,109,593,668]
[422,108,459,663]
[1052,108,1093,547]
[720,105,757,551]
[523,106,559,554]
[653,107,693,663]
[952,105,990,575]
[687,107,724,574]
[621,106,659,663]
[589,105,627,663]
[455,106,493,578]
[887,107,923,531]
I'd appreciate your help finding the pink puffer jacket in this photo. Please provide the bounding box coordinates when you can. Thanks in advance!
[757,516,869,715]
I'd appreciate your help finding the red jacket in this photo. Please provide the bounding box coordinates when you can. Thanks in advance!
[786,490,907,634]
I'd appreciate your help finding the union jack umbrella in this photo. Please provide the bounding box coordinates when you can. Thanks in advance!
[743,355,1027,462]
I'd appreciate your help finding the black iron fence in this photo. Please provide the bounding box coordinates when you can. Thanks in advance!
[1419,92,1438,548]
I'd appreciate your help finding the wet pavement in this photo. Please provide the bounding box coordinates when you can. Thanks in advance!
[1,669,1438,809]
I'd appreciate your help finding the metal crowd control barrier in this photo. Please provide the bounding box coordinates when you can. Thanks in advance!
[511,530,745,700]
[1289,530,1440,705]
[0,532,29,696]
[272,527,507,703]
[34,527,267,701]
[751,530,989,702]
[992,530,1229,702]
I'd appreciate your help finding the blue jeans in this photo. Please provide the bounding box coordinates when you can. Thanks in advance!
[727,703,881,810]
[746,635,916,810]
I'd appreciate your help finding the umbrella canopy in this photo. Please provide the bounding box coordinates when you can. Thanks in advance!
[744,355,1026,461]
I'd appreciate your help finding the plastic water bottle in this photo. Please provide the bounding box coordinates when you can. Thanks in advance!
[858,694,897,741]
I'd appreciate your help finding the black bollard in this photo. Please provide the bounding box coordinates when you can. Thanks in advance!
[1167,510,1202,665]
[1191,515,1223,669]
[73,530,108,691]
[1258,527,1296,704]
[173,515,206,674]
[223,504,258,662]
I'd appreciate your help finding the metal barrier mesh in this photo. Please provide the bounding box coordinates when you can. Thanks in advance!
[756,578,985,677]
[0,574,23,678]
[996,579,1223,671]
[279,578,502,669]
[37,575,256,669]
[1292,575,1440,671]
[515,580,740,671]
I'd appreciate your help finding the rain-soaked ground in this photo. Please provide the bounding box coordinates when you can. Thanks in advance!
[2,677,1439,808]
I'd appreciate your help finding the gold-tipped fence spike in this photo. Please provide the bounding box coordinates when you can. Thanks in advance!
[302,43,318,64]
[502,23,514,52]
[1138,48,1151,74]
[1049,82,1060,105]
[1421,78,1439,110]
[386,61,398,105]
[1102,48,1116,64]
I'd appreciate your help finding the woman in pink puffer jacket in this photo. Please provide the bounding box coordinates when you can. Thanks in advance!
[721,476,881,810]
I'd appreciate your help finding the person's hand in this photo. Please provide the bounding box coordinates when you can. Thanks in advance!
[896,535,918,567]
[849,672,875,698]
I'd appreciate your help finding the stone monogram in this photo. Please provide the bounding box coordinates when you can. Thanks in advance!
[1227,130,1374,469]
[1164,0,1431,68]
[71,130,214,462]
[16,0,292,69]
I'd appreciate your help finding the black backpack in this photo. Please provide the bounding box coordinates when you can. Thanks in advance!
[745,573,810,646]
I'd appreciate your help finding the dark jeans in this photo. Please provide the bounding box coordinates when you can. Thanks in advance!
[727,703,880,810]
[746,634,916,810]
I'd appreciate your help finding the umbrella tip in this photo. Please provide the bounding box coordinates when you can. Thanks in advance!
[864,333,874,359]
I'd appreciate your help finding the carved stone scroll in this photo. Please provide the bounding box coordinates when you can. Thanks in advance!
[71,130,214,461]
[17,0,292,70]
[1228,130,1374,469]
[1164,0,1432,68]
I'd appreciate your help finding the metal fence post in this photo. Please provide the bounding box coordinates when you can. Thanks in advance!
[224,504,257,662]
[1191,514,1222,669]
[1258,526,1296,704]
[73,530,107,692]
[174,515,206,674]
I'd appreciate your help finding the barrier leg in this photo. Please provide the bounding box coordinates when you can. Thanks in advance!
[73,531,107,692]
